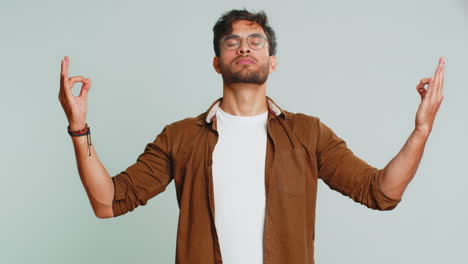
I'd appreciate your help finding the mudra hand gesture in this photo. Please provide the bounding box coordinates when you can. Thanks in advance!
[58,56,92,131]
[415,56,446,136]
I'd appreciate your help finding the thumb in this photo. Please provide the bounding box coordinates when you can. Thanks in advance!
[79,78,91,99]
[416,83,426,95]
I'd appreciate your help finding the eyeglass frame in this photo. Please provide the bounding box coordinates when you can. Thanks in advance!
[219,33,269,51]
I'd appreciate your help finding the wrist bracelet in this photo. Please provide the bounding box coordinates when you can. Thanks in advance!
[67,123,92,157]
[68,123,89,136]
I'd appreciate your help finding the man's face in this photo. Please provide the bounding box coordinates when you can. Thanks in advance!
[213,20,277,85]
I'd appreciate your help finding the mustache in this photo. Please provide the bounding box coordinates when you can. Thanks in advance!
[234,54,256,63]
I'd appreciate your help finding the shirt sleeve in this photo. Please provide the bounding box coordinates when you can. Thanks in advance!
[316,118,401,211]
[111,125,173,217]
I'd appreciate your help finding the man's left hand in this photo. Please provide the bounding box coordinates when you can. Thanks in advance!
[414,56,446,136]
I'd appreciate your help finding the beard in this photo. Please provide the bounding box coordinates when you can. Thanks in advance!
[219,57,270,85]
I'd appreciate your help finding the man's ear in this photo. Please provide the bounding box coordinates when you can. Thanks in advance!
[269,55,277,73]
[213,56,222,74]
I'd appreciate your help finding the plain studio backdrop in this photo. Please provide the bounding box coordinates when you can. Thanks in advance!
[1,0,466,263]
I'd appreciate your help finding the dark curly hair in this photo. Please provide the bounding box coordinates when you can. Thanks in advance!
[212,8,277,57]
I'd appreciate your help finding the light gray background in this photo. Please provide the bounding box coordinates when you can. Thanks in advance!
[1,0,467,263]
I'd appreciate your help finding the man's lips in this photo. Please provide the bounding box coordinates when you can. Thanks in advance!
[235,58,255,64]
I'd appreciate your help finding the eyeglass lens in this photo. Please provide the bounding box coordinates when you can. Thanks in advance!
[222,34,265,50]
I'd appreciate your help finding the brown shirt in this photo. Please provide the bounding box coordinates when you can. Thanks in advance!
[111,95,401,264]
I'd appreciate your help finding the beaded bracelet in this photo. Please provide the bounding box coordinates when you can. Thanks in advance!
[67,123,92,157]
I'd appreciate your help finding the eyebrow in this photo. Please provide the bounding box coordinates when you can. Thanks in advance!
[223,33,265,39]
[223,34,239,40]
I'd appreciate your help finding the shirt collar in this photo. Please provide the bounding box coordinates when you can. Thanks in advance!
[194,95,289,126]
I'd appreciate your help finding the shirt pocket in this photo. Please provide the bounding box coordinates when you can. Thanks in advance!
[275,147,307,197]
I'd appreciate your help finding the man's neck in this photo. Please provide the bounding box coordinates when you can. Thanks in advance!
[220,82,268,117]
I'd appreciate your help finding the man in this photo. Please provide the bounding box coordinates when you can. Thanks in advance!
[58,8,445,264]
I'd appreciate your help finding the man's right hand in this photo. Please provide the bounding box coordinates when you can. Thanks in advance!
[58,56,92,131]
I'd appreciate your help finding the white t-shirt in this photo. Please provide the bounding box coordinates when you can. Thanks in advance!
[212,106,269,264]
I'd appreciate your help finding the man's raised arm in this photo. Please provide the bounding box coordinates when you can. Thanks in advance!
[58,56,114,218]
[379,56,446,200]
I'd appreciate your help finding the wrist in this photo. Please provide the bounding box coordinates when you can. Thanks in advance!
[69,122,87,131]
[67,123,92,157]
[413,128,430,140]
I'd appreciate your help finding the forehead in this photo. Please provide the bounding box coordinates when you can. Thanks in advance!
[229,20,266,36]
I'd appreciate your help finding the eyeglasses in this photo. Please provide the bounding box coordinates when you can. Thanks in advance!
[220,33,268,50]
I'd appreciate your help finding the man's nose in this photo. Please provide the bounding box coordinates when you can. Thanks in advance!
[236,38,251,55]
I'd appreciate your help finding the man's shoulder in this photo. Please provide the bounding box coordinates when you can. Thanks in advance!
[163,112,205,134]
[283,109,320,127]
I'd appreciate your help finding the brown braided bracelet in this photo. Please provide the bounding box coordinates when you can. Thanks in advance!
[67,123,92,157]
